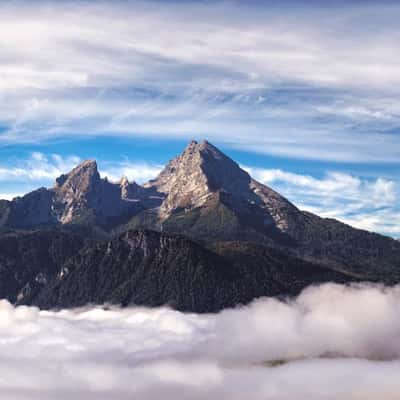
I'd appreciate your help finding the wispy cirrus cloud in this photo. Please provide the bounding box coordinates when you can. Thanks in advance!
[0,1,399,163]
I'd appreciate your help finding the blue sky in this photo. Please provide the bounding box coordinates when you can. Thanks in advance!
[0,0,399,237]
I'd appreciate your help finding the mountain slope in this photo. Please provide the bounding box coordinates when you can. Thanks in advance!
[31,230,352,312]
[0,230,85,303]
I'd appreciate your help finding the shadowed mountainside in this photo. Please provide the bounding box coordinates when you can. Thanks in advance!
[0,229,352,312]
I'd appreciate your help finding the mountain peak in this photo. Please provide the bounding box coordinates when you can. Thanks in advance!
[75,159,98,176]
[55,159,99,188]
[146,140,252,218]
[182,140,251,189]
[154,140,238,184]
[185,139,198,149]
[182,139,223,157]
[81,159,97,167]
[53,159,101,223]
[70,159,98,174]
[199,139,213,148]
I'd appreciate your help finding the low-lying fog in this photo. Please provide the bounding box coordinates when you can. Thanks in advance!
[1,283,400,399]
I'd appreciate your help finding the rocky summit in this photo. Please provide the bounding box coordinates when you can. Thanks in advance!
[0,140,399,311]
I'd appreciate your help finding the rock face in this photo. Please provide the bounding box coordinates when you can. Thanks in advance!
[145,140,298,229]
[0,139,400,312]
[145,141,256,218]
[53,159,102,224]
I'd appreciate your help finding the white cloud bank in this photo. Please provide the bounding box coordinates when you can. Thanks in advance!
[1,283,400,399]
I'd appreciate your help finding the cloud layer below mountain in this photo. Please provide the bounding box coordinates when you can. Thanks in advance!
[1,283,400,399]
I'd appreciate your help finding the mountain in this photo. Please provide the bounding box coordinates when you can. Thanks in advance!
[0,140,399,311]
[124,140,400,279]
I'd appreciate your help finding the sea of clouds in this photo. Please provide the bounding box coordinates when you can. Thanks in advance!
[1,283,400,399]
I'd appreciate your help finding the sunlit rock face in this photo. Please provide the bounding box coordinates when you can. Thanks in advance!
[146,140,298,230]
[52,159,102,224]
[145,140,216,219]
